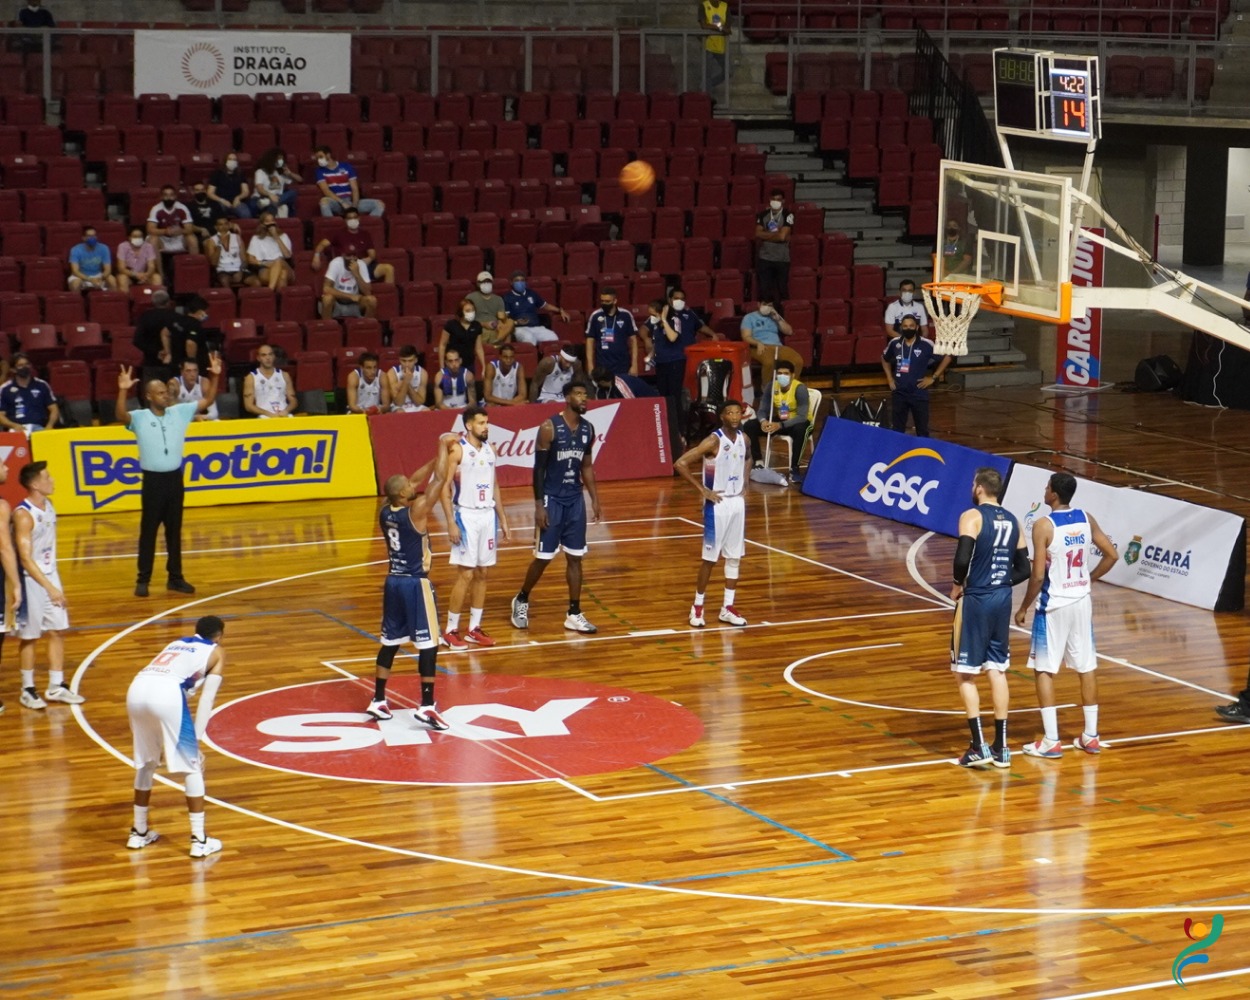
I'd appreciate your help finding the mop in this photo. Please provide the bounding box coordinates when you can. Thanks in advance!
[749,346,789,486]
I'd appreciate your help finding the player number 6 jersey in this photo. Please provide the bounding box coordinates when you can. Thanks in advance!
[454,435,498,510]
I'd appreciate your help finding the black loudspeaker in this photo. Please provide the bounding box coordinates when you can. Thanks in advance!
[1135,355,1183,392]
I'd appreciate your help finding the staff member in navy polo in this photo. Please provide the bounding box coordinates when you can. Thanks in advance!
[502,270,566,345]
[116,355,222,598]
[0,353,60,433]
[656,285,719,456]
[881,316,951,437]
[584,286,639,376]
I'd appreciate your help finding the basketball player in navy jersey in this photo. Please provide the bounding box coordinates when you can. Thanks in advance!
[510,380,603,634]
[675,400,749,627]
[367,449,452,729]
[950,467,1031,769]
[0,460,21,716]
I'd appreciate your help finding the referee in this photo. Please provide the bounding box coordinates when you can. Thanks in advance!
[116,356,221,598]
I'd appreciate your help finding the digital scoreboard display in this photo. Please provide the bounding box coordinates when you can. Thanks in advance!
[993,49,1039,134]
[1047,67,1095,139]
[992,49,1100,144]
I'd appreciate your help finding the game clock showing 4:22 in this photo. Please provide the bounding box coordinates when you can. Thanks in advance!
[992,49,1101,144]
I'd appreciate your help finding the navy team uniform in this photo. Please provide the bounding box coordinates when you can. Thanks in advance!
[536,415,595,560]
[952,503,1020,672]
[379,503,439,649]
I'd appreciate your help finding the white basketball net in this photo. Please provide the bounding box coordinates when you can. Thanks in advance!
[922,285,983,357]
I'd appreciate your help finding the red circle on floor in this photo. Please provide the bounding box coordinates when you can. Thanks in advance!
[207,674,704,785]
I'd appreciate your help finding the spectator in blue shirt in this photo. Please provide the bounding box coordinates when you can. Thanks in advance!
[0,353,59,433]
[585,287,639,376]
[503,270,566,345]
[314,145,384,218]
[656,285,719,457]
[67,225,117,292]
[739,299,801,386]
[881,315,951,437]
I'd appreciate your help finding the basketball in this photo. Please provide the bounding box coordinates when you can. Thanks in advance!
[619,160,656,194]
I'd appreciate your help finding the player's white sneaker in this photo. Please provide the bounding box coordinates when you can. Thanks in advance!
[689,604,706,627]
[190,835,222,859]
[718,605,747,626]
[510,595,529,629]
[366,699,393,721]
[19,688,46,710]
[127,827,159,850]
[45,685,85,705]
[414,705,450,731]
[564,612,598,634]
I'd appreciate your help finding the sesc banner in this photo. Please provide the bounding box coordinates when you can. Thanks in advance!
[32,417,376,515]
[801,420,1011,537]
[1001,463,1245,611]
[134,31,351,98]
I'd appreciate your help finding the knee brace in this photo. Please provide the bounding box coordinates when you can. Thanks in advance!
[184,771,205,798]
[724,557,741,579]
[376,645,398,670]
[418,646,437,679]
[134,761,157,791]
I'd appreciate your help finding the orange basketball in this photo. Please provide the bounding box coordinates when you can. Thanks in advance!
[619,160,656,194]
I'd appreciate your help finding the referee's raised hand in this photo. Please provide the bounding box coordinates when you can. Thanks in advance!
[118,365,138,391]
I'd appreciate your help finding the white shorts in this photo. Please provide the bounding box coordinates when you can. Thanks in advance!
[18,574,69,639]
[1027,597,1097,674]
[701,494,746,563]
[450,507,498,568]
[126,676,203,774]
[514,325,559,345]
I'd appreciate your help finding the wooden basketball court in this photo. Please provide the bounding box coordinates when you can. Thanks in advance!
[3,385,1249,999]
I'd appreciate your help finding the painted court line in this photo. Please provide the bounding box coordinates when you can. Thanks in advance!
[1041,965,1250,999]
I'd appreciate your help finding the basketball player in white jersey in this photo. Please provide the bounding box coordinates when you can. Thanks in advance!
[346,351,391,414]
[483,342,528,406]
[168,359,218,421]
[435,348,475,410]
[124,614,226,858]
[243,343,297,418]
[0,460,21,716]
[14,462,81,710]
[1014,471,1118,758]
[530,347,585,403]
[440,406,511,648]
[675,400,749,627]
[387,344,429,412]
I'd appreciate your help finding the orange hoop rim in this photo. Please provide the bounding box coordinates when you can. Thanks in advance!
[922,281,1005,308]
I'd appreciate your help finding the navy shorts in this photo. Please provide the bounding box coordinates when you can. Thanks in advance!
[536,493,587,560]
[951,588,1012,673]
[380,575,438,649]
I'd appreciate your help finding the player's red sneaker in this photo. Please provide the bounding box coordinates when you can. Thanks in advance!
[465,627,495,647]
[441,629,469,650]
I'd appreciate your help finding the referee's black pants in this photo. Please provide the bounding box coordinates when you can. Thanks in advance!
[138,469,185,584]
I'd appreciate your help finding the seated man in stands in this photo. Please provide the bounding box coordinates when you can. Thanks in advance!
[321,252,377,320]
[314,145,384,218]
[386,344,429,412]
[147,186,199,278]
[483,342,527,406]
[116,225,162,293]
[467,271,514,347]
[883,278,928,341]
[243,344,297,418]
[0,353,59,434]
[67,225,117,292]
[168,359,219,421]
[346,351,391,415]
[186,182,225,249]
[435,348,476,411]
[742,359,811,484]
[503,270,566,345]
[590,365,657,400]
[207,151,252,219]
[311,206,394,284]
[245,212,294,291]
[739,299,800,387]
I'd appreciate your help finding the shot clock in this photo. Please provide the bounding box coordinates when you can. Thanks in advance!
[992,49,1100,143]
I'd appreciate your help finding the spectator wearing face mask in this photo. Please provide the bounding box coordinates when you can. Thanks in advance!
[207,152,252,218]
[883,279,929,341]
[251,147,300,218]
[321,253,377,320]
[742,359,809,484]
[186,182,225,247]
[503,270,566,345]
[466,271,515,346]
[13,0,53,53]
[440,299,487,376]
[310,205,394,284]
[585,286,639,377]
[314,145,385,218]
[589,365,657,400]
[881,315,952,437]
[656,286,719,456]
[146,186,198,276]
[116,225,162,293]
[754,188,794,304]
[67,225,117,292]
[739,299,800,387]
[0,353,59,434]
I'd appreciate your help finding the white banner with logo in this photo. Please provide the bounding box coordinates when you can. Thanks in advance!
[134,31,351,98]
[1002,464,1244,611]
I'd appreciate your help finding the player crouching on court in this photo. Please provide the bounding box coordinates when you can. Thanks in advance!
[125,615,226,858]
[950,468,1030,769]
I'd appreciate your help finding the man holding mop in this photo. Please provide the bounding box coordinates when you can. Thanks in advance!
[741,358,812,485]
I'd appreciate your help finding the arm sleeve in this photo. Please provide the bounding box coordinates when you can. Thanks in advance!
[1010,547,1032,586]
[532,447,549,500]
[952,535,975,585]
[195,673,223,741]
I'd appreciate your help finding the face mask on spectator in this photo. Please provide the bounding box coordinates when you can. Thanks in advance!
[276,158,285,169]
[479,281,493,294]
[194,192,207,203]
[464,310,476,322]
[85,236,98,247]
[776,373,792,388]
[345,218,360,231]
[14,364,31,378]
[226,158,238,171]
[130,236,144,247]
[162,198,176,208]
[769,199,782,211]
[902,325,919,339]
[316,156,328,167]
[513,280,527,293]
[671,298,686,311]
[900,291,913,304]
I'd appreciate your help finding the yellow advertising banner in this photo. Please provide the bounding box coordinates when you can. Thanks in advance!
[31,417,377,515]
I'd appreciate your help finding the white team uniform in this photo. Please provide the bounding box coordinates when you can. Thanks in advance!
[126,636,218,775]
[251,367,291,417]
[390,365,428,412]
[700,429,747,563]
[488,359,520,403]
[17,497,68,639]
[175,376,218,420]
[354,369,383,410]
[1028,508,1097,674]
[450,435,499,568]
[536,363,573,402]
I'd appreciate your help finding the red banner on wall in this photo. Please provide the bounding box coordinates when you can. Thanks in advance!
[0,432,32,509]
[1056,226,1105,387]
[367,399,672,492]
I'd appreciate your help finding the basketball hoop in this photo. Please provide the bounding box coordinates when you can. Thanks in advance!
[922,282,1004,356]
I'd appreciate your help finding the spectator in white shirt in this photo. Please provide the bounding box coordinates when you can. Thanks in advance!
[883,279,929,340]
[206,217,249,290]
[250,147,300,218]
[322,253,377,319]
[245,212,293,291]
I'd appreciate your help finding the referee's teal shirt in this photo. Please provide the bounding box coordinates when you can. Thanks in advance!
[126,402,198,472]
